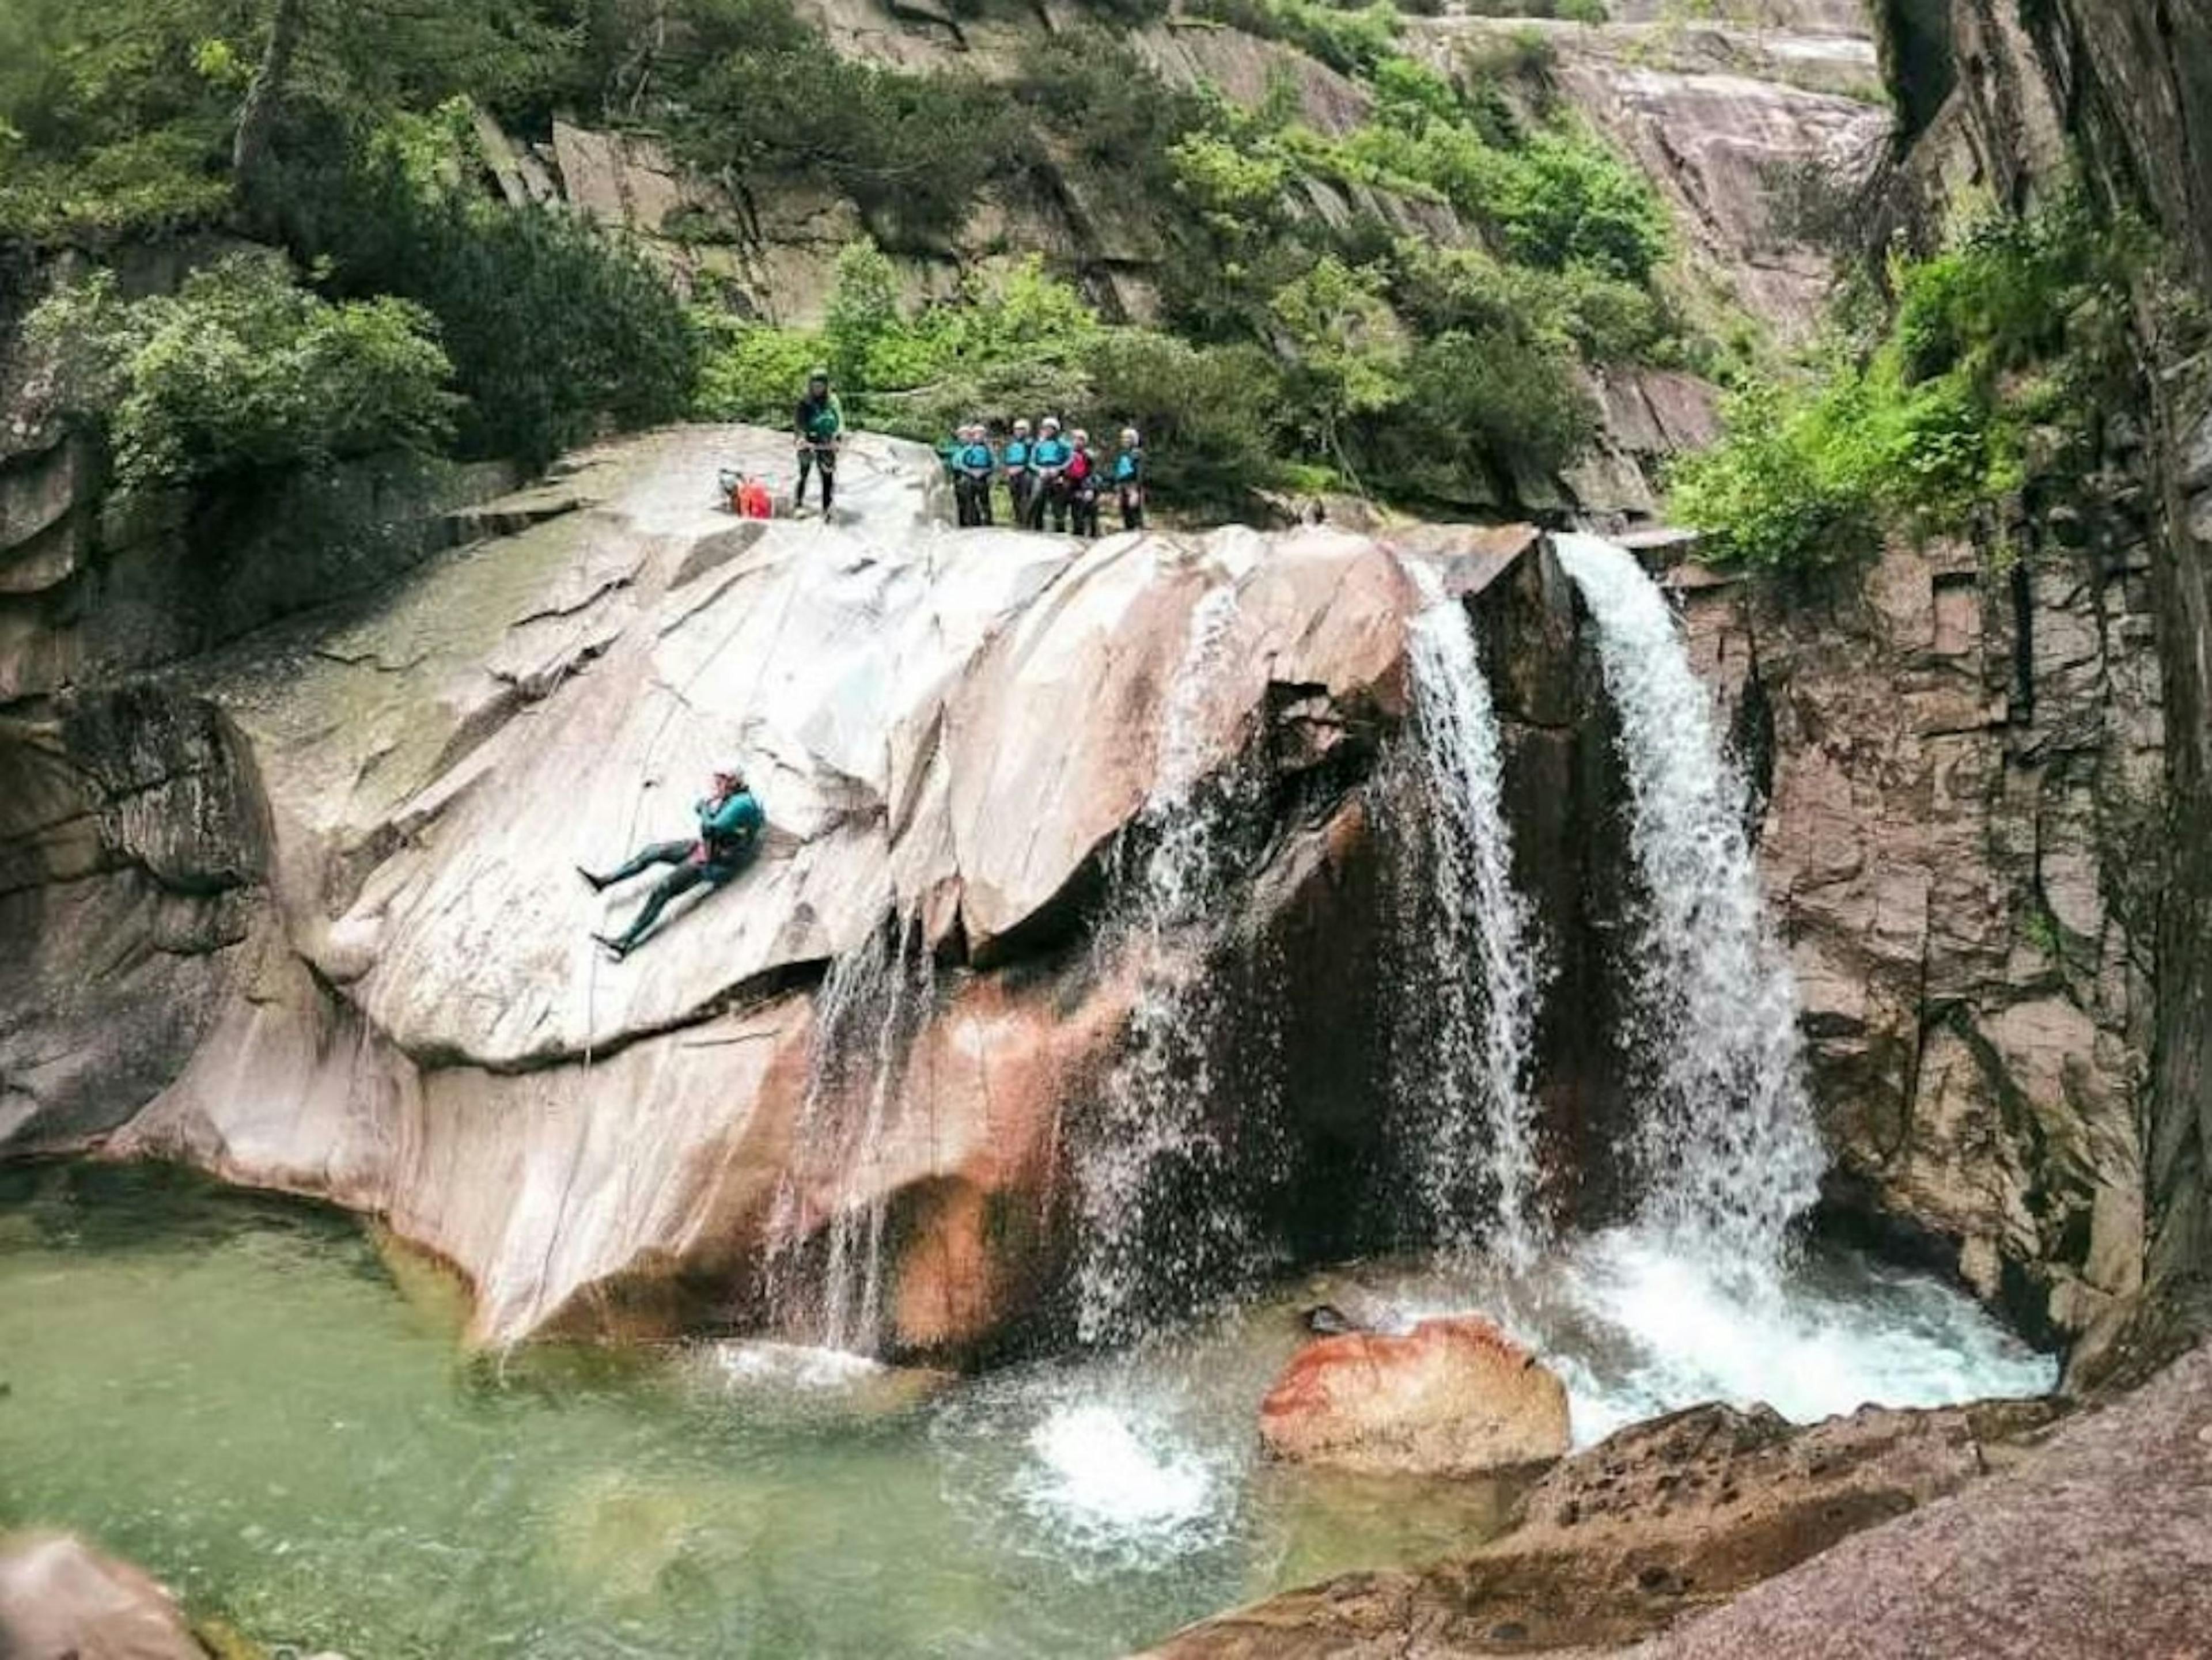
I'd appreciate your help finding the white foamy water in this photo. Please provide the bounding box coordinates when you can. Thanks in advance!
[1073,580,1262,1345]
[700,1338,887,1390]
[1368,1227,2059,1446]
[1554,533,1825,1267]
[1018,1403,1225,1560]
[764,914,935,1354]
[1397,561,1546,1268]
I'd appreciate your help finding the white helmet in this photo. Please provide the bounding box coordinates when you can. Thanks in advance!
[1013,418,1033,435]
[1120,428,1140,447]
[1041,416,1062,434]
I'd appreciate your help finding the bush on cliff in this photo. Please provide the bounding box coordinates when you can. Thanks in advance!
[1671,192,2145,569]
[697,241,1285,511]
[260,111,700,469]
[29,250,457,492]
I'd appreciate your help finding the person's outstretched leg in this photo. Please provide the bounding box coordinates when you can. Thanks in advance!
[818,450,836,517]
[595,862,708,956]
[579,840,692,892]
[794,448,815,513]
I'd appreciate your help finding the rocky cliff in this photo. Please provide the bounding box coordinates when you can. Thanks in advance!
[2,423,1643,1356]
[486,0,1887,522]
[1664,0,2212,1378]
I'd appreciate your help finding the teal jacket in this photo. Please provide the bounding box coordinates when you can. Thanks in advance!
[956,441,997,477]
[1032,437,1072,471]
[696,791,765,874]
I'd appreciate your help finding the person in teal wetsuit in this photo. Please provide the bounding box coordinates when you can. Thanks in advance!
[580,768,765,960]
[953,423,999,527]
[1002,418,1035,528]
[1113,427,1146,532]
[793,367,843,517]
[1028,416,1074,531]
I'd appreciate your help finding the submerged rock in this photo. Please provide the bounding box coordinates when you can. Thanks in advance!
[1257,1315,1572,1477]
[0,1532,203,1660]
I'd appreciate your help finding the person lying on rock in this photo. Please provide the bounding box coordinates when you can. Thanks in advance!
[578,767,765,960]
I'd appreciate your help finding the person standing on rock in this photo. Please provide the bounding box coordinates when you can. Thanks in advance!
[1113,428,1146,532]
[953,423,999,528]
[1066,427,1101,538]
[1028,416,1073,531]
[1002,418,1036,527]
[793,367,843,518]
[579,767,765,960]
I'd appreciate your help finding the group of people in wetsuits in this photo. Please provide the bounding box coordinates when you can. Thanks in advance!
[947,417,1146,536]
[595,376,1161,960]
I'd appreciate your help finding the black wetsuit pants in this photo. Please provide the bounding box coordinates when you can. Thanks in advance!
[600,840,721,950]
[796,444,837,514]
[955,473,995,528]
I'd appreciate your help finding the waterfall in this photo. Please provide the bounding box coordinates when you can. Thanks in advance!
[1552,532,1823,1266]
[766,913,935,1354]
[1071,582,1263,1346]
[1395,562,1545,1268]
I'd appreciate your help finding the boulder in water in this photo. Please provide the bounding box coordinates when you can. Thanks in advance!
[0,1532,203,1660]
[1257,1314,1571,1476]
[1151,1392,2066,1657]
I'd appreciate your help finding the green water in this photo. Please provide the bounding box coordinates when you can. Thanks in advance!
[0,1163,1516,1659]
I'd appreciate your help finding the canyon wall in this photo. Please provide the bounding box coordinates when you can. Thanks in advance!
[2,423,1631,1358]
[1673,0,2212,1375]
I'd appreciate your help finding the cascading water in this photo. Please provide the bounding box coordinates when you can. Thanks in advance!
[765,912,935,1354]
[1071,580,1267,1347]
[1552,532,1825,1267]
[1393,562,1546,1268]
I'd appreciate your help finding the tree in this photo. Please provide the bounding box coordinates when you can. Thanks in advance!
[31,250,457,491]
[1268,256,1406,486]
[232,0,309,211]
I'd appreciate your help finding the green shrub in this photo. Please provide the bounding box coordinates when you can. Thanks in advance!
[694,315,824,427]
[670,11,1016,242]
[266,121,699,468]
[29,251,456,491]
[1084,331,1285,508]
[1471,130,1670,280]
[1187,0,1404,77]
[1670,193,2144,569]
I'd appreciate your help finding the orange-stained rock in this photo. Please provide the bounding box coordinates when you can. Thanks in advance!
[1258,1315,1571,1477]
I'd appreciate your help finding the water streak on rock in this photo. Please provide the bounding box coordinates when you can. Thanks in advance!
[1073,581,1259,1346]
[1396,562,1545,1268]
[766,912,935,1354]
[1553,532,1823,1267]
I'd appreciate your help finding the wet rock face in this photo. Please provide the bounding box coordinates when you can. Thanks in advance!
[0,1532,204,1660]
[1677,526,2160,1356]
[0,687,265,1150]
[1258,1316,1573,1477]
[0,426,1593,1357]
[1727,0,2212,1375]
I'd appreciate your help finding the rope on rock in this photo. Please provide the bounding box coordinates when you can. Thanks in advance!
[579,521,806,1069]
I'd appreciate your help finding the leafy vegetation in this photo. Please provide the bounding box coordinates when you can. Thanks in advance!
[29,251,456,491]
[699,242,1286,509]
[263,116,699,468]
[666,0,1018,244]
[3,0,1693,515]
[1670,193,2145,569]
